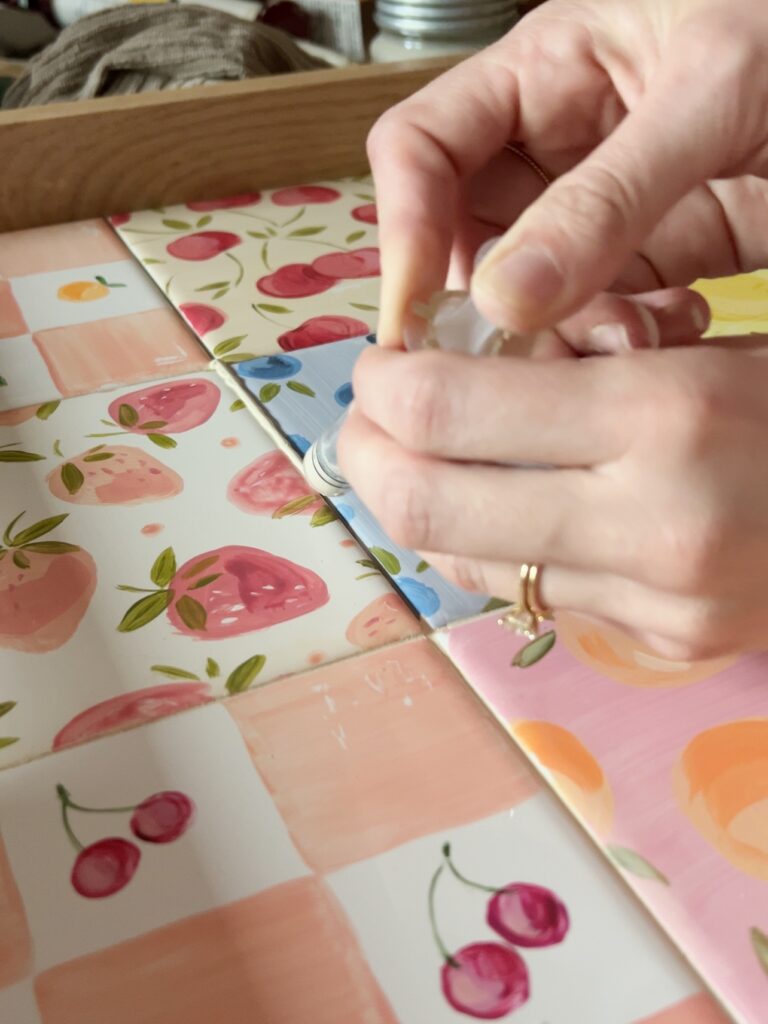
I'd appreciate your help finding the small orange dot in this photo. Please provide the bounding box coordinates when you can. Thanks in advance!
[340,539,355,548]
[221,437,240,448]
[141,523,164,535]
[307,651,325,666]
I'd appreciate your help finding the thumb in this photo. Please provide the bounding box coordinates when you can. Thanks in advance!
[471,74,722,331]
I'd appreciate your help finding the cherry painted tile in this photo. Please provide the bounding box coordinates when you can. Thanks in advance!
[0,370,418,769]
[112,180,381,363]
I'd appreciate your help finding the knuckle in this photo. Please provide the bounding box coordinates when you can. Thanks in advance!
[377,453,435,550]
[439,556,489,594]
[672,601,727,659]
[549,164,637,239]
[366,110,401,164]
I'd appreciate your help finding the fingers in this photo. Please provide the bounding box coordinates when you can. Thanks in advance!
[337,410,623,573]
[350,345,634,465]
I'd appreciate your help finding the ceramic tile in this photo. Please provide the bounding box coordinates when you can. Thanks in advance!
[694,271,768,337]
[436,615,767,1023]
[0,370,418,768]
[0,220,208,410]
[0,981,42,1024]
[112,180,381,363]
[226,336,496,626]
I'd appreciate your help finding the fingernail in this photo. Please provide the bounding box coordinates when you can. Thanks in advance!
[473,236,502,270]
[636,303,661,348]
[587,323,632,353]
[691,302,709,333]
[403,314,427,351]
[475,246,564,315]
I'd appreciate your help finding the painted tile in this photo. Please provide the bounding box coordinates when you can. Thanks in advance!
[0,370,418,769]
[437,614,768,1024]
[112,180,381,363]
[0,703,310,975]
[0,835,33,989]
[0,981,42,1024]
[636,994,733,1024]
[226,638,537,873]
[35,878,397,1024]
[327,800,706,1024]
[0,221,208,410]
[226,336,495,626]
[694,271,768,338]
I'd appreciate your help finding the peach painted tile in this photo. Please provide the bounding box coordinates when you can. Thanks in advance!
[227,638,538,872]
[0,835,32,990]
[0,282,27,339]
[33,308,208,397]
[633,993,733,1024]
[35,877,396,1024]
[0,221,128,278]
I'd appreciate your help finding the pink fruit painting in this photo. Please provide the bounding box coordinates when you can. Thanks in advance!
[166,231,242,261]
[442,944,530,1020]
[228,450,322,517]
[271,185,341,206]
[52,682,213,750]
[130,791,194,844]
[256,263,335,299]
[71,838,141,899]
[277,315,370,351]
[179,303,227,336]
[345,594,419,649]
[312,247,380,280]
[47,445,183,506]
[186,193,262,211]
[351,203,378,224]
[103,378,221,449]
[0,512,96,653]
[487,885,569,949]
[117,544,329,638]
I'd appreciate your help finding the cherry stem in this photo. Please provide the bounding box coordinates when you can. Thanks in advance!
[442,843,497,894]
[56,783,135,817]
[428,864,459,968]
[225,252,244,287]
[292,238,347,252]
[56,785,83,852]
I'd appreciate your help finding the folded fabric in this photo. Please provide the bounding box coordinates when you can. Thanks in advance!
[2,2,327,107]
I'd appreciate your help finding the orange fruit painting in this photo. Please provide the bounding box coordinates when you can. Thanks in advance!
[57,276,125,303]
[675,719,768,880]
[511,720,614,837]
[556,612,736,688]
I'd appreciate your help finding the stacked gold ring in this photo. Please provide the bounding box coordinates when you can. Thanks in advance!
[500,564,554,641]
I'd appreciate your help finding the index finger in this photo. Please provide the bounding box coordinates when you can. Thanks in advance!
[367,46,521,346]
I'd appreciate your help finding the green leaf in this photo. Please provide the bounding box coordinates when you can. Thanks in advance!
[226,655,266,695]
[259,383,280,403]
[751,927,768,977]
[189,573,221,590]
[482,597,510,613]
[0,737,19,750]
[349,302,378,311]
[147,433,177,449]
[117,590,173,632]
[23,542,80,554]
[3,512,25,546]
[273,494,318,518]
[143,258,164,265]
[117,585,157,593]
[606,845,669,885]
[138,420,167,430]
[220,352,257,364]
[196,215,212,228]
[95,275,107,285]
[0,701,16,719]
[213,338,242,356]
[118,403,138,428]
[212,288,228,301]
[370,546,401,575]
[0,451,45,463]
[356,572,381,580]
[346,230,365,244]
[288,227,326,237]
[230,399,245,413]
[356,559,378,570]
[310,506,337,527]
[36,400,60,420]
[181,555,219,579]
[11,514,67,546]
[175,595,207,631]
[12,550,30,569]
[151,665,200,680]
[195,281,230,292]
[266,227,277,237]
[162,218,191,229]
[82,452,114,463]
[512,631,556,668]
[247,231,269,239]
[205,658,220,679]
[416,559,429,573]
[60,463,85,495]
[150,547,176,587]
[256,303,291,315]
[0,376,6,386]
[355,192,375,201]
[53,440,64,458]
[286,381,316,398]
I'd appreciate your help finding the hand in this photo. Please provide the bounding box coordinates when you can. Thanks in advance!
[367,0,768,345]
[339,340,768,659]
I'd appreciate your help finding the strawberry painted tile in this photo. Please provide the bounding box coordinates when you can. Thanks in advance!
[0,370,418,769]
[435,615,768,1024]
[224,336,496,627]
[111,179,381,363]
[0,220,207,411]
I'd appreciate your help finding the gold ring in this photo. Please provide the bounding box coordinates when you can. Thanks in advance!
[505,144,552,187]
[500,563,553,640]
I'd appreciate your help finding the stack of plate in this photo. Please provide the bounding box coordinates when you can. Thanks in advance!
[375,0,518,42]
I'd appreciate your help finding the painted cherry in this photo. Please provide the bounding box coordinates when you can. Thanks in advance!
[71,838,141,899]
[277,314,369,351]
[487,884,569,949]
[130,791,194,844]
[312,247,380,279]
[256,262,336,298]
[186,193,261,211]
[351,203,378,224]
[442,943,530,1020]
[109,213,131,227]
[167,231,242,261]
[271,185,341,206]
[179,302,227,336]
